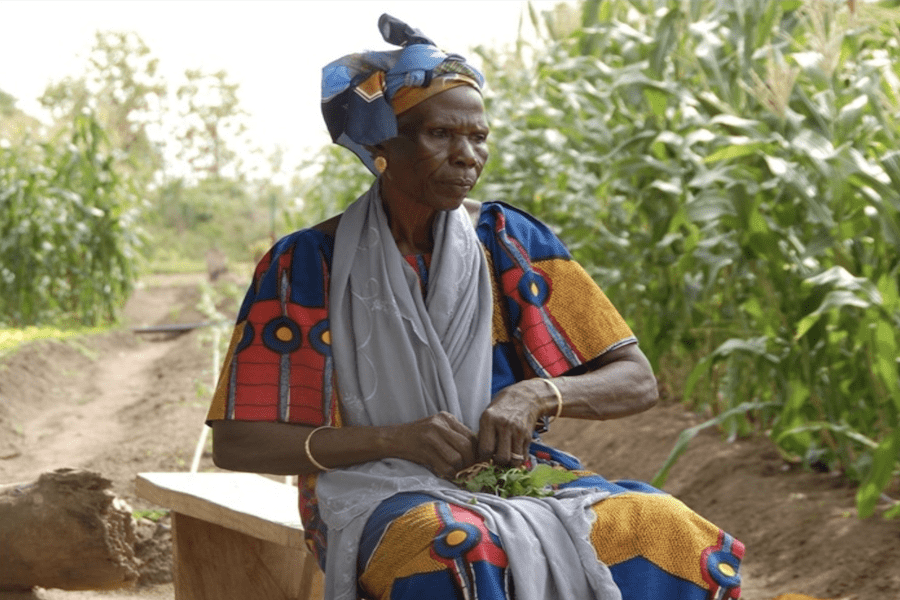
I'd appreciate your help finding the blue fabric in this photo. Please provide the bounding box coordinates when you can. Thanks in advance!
[320,14,484,174]
[610,557,710,600]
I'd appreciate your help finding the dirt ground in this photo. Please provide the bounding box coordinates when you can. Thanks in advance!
[1,272,898,600]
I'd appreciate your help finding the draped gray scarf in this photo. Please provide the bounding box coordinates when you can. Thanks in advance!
[320,182,620,600]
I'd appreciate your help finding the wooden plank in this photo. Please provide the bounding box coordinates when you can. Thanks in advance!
[171,512,323,600]
[135,472,305,549]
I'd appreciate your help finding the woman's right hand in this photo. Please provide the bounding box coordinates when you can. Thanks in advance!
[390,411,478,480]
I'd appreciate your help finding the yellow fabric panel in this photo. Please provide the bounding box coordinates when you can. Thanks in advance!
[590,493,720,588]
[359,503,447,599]
[484,248,510,344]
[539,258,634,360]
[206,322,245,421]
[392,74,479,115]
[355,71,386,102]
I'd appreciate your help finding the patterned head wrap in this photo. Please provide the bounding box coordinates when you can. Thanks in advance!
[321,14,485,175]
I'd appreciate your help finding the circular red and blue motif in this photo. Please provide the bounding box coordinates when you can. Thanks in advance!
[433,522,482,559]
[700,533,743,593]
[262,317,303,353]
[517,271,549,307]
[308,319,332,357]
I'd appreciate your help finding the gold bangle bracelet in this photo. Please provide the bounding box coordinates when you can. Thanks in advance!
[541,378,563,422]
[305,425,336,472]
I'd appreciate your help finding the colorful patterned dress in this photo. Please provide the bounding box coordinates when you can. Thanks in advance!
[206,202,743,599]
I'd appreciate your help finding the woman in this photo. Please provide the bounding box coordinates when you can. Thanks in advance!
[208,14,744,600]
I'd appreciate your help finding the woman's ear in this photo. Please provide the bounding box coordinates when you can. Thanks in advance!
[366,144,389,174]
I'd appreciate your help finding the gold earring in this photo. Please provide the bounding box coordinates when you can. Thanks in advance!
[374,156,387,174]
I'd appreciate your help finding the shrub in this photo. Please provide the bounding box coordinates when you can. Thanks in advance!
[0,114,141,326]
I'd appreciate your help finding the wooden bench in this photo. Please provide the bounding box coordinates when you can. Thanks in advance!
[135,472,324,600]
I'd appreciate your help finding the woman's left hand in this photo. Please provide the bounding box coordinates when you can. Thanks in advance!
[476,379,552,467]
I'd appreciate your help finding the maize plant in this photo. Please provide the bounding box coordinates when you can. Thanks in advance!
[0,114,141,326]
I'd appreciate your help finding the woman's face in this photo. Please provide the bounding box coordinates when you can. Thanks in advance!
[380,85,490,213]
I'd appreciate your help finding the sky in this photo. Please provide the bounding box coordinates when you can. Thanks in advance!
[0,0,564,171]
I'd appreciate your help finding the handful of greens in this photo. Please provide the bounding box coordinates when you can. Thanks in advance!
[454,462,577,498]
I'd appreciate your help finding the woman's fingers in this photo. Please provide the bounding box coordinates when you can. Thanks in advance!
[493,426,515,465]
[477,419,497,463]
[396,406,535,479]
[432,427,476,475]
[478,407,531,467]
[477,381,546,466]
[436,412,478,465]
[399,412,477,479]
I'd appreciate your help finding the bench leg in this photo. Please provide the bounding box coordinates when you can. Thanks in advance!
[171,512,324,600]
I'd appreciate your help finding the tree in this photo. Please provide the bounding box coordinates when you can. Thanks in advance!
[39,31,166,181]
[174,69,249,180]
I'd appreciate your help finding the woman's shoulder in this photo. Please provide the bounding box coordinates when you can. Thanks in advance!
[310,213,342,238]
[268,215,342,253]
[477,201,548,229]
[477,202,569,259]
[256,216,342,278]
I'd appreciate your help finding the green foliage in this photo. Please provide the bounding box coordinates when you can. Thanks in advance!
[475,0,900,516]
[287,145,374,230]
[31,30,276,274]
[132,508,169,522]
[0,325,106,358]
[145,176,271,266]
[0,113,141,326]
[455,462,577,498]
[40,31,166,183]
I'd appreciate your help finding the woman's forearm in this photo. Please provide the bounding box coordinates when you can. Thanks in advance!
[543,343,659,421]
[212,411,478,479]
[211,420,395,476]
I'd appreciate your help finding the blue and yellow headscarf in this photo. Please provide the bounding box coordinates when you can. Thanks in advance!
[321,14,485,175]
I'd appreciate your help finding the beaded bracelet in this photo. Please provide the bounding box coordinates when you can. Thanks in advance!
[305,425,336,472]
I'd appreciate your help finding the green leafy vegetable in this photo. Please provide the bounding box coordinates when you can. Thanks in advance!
[454,463,577,498]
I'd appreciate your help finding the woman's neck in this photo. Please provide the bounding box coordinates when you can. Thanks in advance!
[381,185,437,255]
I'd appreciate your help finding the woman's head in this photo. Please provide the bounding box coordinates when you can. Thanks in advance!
[376,84,490,213]
[321,14,486,177]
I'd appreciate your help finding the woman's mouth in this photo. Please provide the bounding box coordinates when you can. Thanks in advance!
[441,179,475,192]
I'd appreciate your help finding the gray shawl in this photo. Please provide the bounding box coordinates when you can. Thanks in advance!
[320,182,620,600]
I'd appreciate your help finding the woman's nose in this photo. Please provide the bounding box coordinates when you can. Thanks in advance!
[451,137,477,167]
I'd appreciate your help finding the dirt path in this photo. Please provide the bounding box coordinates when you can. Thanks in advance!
[0,274,221,599]
[1,273,898,600]
[17,340,176,480]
